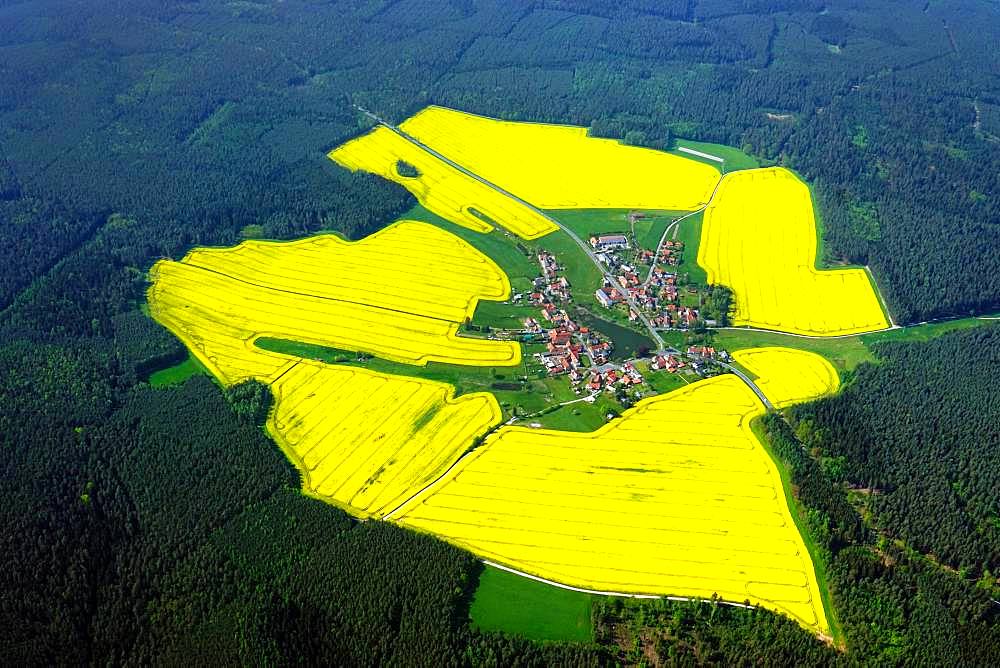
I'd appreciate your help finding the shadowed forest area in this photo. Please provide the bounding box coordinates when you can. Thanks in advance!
[1,0,998,664]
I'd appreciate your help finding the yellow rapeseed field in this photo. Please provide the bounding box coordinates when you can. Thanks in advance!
[398,106,720,210]
[269,359,500,518]
[147,220,520,382]
[150,125,846,633]
[698,167,890,336]
[328,126,557,240]
[732,348,840,408]
[147,221,509,518]
[393,374,830,634]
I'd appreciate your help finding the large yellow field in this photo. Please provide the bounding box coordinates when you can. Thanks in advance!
[392,374,830,634]
[732,348,840,408]
[398,106,720,210]
[269,359,500,518]
[698,167,890,336]
[147,220,520,381]
[328,126,557,240]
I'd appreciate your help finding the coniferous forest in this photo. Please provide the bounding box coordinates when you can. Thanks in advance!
[2,0,999,664]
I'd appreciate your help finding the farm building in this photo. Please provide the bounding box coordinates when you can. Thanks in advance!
[589,234,629,251]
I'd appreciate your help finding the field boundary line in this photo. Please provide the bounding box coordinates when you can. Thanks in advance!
[481,560,755,609]
[864,264,895,328]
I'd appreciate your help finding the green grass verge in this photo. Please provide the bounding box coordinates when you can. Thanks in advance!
[548,208,690,253]
[713,317,999,379]
[673,210,707,285]
[750,418,843,644]
[669,138,760,173]
[468,300,536,330]
[534,227,602,297]
[148,354,207,387]
[636,363,690,395]
[470,565,594,643]
[530,394,620,432]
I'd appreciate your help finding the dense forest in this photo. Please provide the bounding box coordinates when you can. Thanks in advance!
[2,0,999,664]
[790,326,1000,579]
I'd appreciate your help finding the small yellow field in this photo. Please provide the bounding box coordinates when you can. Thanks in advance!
[329,126,557,240]
[393,374,830,634]
[698,167,890,336]
[147,220,520,382]
[270,359,500,518]
[732,348,840,408]
[398,106,720,210]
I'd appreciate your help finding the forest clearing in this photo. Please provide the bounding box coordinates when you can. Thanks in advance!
[146,111,858,637]
[698,168,891,336]
[147,212,836,634]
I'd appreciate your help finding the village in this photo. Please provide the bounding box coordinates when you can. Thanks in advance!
[590,219,713,330]
[513,245,729,412]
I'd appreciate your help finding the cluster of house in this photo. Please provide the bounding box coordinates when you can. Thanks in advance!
[533,320,617,376]
[580,361,644,393]
[531,306,616,376]
[658,240,684,265]
[595,267,703,330]
[516,236,727,406]
[527,250,571,305]
[652,347,727,376]
[687,345,728,360]
[650,354,686,373]
[520,250,618,376]
[651,304,700,329]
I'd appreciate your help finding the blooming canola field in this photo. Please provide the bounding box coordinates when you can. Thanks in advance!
[397,106,721,210]
[147,220,509,518]
[698,167,890,336]
[393,373,830,634]
[328,126,557,240]
[148,221,520,380]
[147,115,870,635]
[732,347,840,408]
[270,360,500,518]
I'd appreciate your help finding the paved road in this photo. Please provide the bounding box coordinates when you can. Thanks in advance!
[716,360,773,410]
